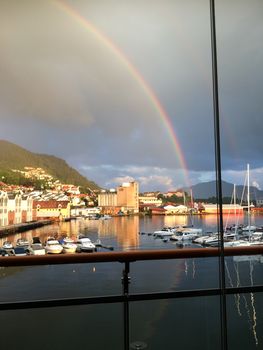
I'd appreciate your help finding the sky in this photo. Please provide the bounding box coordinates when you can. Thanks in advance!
[0,0,263,192]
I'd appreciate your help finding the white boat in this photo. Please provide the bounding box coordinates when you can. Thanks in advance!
[28,237,46,255]
[181,227,202,235]
[16,238,30,247]
[62,237,77,254]
[45,238,63,254]
[100,215,112,220]
[1,241,15,256]
[193,235,212,244]
[2,241,14,250]
[76,236,96,252]
[224,239,251,247]
[170,231,199,241]
[203,234,220,246]
[242,225,257,232]
[153,228,175,237]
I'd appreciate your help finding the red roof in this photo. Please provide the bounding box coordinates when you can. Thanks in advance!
[33,200,70,209]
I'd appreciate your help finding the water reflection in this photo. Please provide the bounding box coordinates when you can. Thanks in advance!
[0,213,261,250]
[98,216,139,249]
[0,215,263,348]
[226,257,262,347]
[0,216,140,249]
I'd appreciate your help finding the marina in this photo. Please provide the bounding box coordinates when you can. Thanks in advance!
[0,215,263,349]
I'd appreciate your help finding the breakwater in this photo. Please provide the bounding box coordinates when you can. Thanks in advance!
[0,220,53,237]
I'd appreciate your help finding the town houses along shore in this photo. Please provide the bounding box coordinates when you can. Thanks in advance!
[1,169,260,235]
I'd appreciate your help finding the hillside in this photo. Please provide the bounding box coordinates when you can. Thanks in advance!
[0,140,100,190]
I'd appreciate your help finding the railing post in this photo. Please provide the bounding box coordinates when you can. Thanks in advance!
[122,261,130,350]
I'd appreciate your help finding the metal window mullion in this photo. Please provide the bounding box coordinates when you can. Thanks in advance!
[209,0,228,349]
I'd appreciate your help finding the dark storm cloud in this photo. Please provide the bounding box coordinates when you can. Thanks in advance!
[0,0,262,190]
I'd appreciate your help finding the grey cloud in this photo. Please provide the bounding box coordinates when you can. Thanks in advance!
[0,0,263,191]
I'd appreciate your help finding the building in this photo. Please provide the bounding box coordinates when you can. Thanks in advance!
[256,198,263,207]
[21,195,33,222]
[117,182,139,214]
[98,190,118,215]
[200,204,244,214]
[139,196,162,206]
[165,190,185,198]
[164,204,188,214]
[71,206,101,217]
[0,191,34,226]
[0,191,8,226]
[33,200,71,220]
[98,182,139,215]
[98,190,117,207]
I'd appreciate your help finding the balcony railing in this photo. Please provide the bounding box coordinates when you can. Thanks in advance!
[1,247,263,349]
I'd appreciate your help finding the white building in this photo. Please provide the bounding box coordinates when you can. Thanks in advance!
[0,191,8,226]
[139,196,162,206]
[0,191,34,226]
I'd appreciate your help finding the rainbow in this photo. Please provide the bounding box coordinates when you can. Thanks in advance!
[53,0,191,186]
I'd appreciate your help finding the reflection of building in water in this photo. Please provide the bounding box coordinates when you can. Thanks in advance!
[201,213,246,229]
[163,215,188,227]
[98,217,139,249]
[98,182,139,215]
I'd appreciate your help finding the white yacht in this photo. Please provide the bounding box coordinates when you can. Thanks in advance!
[193,235,212,244]
[16,238,30,247]
[242,225,257,232]
[170,231,199,241]
[45,238,63,254]
[153,228,175,237]
[62,237,78,254]
[28,237,46,255]
[76,236,96,252]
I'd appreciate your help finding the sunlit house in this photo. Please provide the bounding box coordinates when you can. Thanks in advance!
[33,200,71,220]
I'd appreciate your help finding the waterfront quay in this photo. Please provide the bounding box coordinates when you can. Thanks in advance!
[0,220,52,238]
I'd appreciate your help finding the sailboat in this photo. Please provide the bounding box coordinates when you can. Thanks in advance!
[226,164,263,247]
[224,183,250,247]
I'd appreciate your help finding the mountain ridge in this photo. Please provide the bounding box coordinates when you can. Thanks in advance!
[0,140,100,190]
[183,180,263,200]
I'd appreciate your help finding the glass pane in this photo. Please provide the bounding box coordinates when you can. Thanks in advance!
[225,256,263,289]
[0,263,122,302]
[130,257,220,294]
[227,293,263,349]
[0,304,123,350]
[130,297,221,350]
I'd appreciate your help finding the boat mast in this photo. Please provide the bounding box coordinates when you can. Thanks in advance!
[247,164,251,240]
[234,184,237,236]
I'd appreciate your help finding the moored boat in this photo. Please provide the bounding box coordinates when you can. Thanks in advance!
[170,231,199,241]
[45,238,63,254]
[76,235,96,252]
[61,237,77,254]
[16,238,30,247]
[28,237,46,255]
[153,228,175,237]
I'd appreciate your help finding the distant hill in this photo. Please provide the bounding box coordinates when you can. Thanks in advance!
[0,140,100,190]
[184,180,263,201]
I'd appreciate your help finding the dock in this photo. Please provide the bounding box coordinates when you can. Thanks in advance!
[0,220,53,238]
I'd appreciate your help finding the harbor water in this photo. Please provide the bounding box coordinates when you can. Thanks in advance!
[0,214,263,349]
